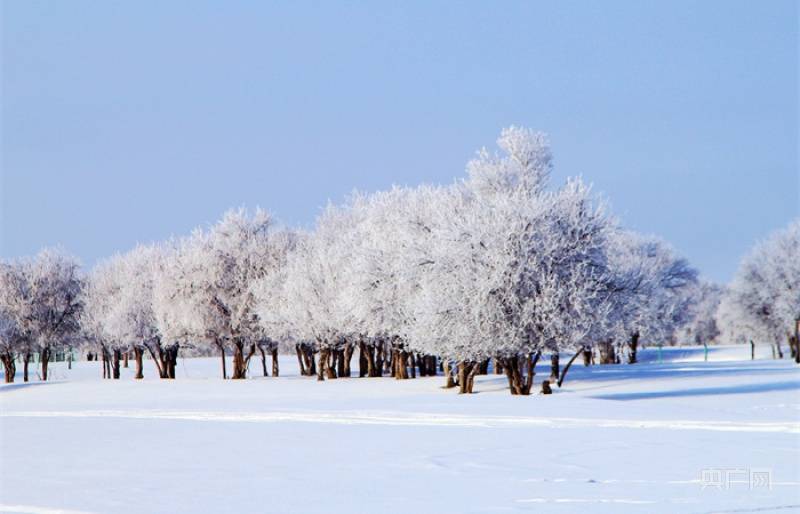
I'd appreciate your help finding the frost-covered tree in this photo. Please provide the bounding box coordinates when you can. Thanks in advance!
[274,204,363,381]
[0,250,83,381]
[676,282,723,347]
[397,128,613,394]
[83,245,169,379]
[600,232,697,364]
[718,220,800,362]
[0,262,31,382]
[154,208,275,379]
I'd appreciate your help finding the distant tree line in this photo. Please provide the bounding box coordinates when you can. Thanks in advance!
[1,127,797,390]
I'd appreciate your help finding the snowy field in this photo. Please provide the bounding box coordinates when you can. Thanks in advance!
[1,345,799,514]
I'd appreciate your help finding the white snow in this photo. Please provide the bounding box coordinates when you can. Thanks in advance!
[1,345,799,513]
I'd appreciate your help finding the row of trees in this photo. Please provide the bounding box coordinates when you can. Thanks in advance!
[1,127,796,391]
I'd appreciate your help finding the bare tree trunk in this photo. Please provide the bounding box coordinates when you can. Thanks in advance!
[382,344,392,375]
[1,353,15,383]
[457,362,469,394]
[358,341,368,377]
[367,344,378,377]
[775,340,784,359]
[598,341,616,365]
[41,346,51,381]
[374,342,384,377]
[326,348,337,379]
[558,347,584,388]
[582,348,592,366]
[133,347,144,379]
[549,353,560,382]
[627,333,639,364]
[123,351,129,368]
[219,344,227,379]
[409,353,417,378]
[271,348,279,377]
[167,345,177,379]
[317,348,329,381]
[336,348,346,378]
[443,361,456,388]
[395,350,409,380]
[112,349,121,379]
[260,347,269,377]
[23,353,31,382]
[296,345,307,376]
[231,342,255,379]
[342,345,353,377]
[500,351,540,396]
[750,340,755,360]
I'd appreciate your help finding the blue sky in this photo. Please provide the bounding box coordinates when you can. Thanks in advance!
[2,0,797,283]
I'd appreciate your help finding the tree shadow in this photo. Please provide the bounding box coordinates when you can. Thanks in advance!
[590,380,800,401]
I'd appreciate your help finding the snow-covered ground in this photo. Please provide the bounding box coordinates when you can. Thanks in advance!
[1,345,798,513]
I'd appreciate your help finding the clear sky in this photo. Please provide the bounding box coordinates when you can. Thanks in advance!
[1,0,797,283]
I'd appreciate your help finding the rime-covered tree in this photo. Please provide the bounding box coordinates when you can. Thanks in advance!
[153,208,275,379]
[1,250,83,381]
[718,220,800,362]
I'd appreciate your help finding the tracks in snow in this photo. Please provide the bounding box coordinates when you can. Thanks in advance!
[2,409,798,433]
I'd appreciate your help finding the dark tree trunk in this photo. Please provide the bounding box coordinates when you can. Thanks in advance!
[307,347,317,376]
[23,353,31,382]
[558,347,584,388]
[478,359,489,375]
[374,342,385,377]
[1,353,15,383]
[133,347,144,379]
[231,342,255,379]
[541,380,553,394]
[627,333,640,364]
[336,348,346,378]
[394,350,409,380]
[457,362,469,394]
[296,345,307,376]
[271,348,279,377]
[325,348,337,379]
[443,361,456,388]
[317,348,330,381]
[123,352,129,368]
[750,340,755,360]
[382,344,392,375]
[219,344,227,379]
[549,353,560,382]
[582,348,592,366]
[367,344,379,377]
[112,349,121,379]
[166,345,178,379]
[500,352,540,396]
[409,353,417,378]
[358,341,368,377]
[427,355,438,376]
[598,341,616,365]
[41,346,51,381]
[260,347,269,377]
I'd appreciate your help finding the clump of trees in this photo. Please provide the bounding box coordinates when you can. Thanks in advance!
[0,250,83,382]
[2,127,794,389]
[717,221,800,362]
